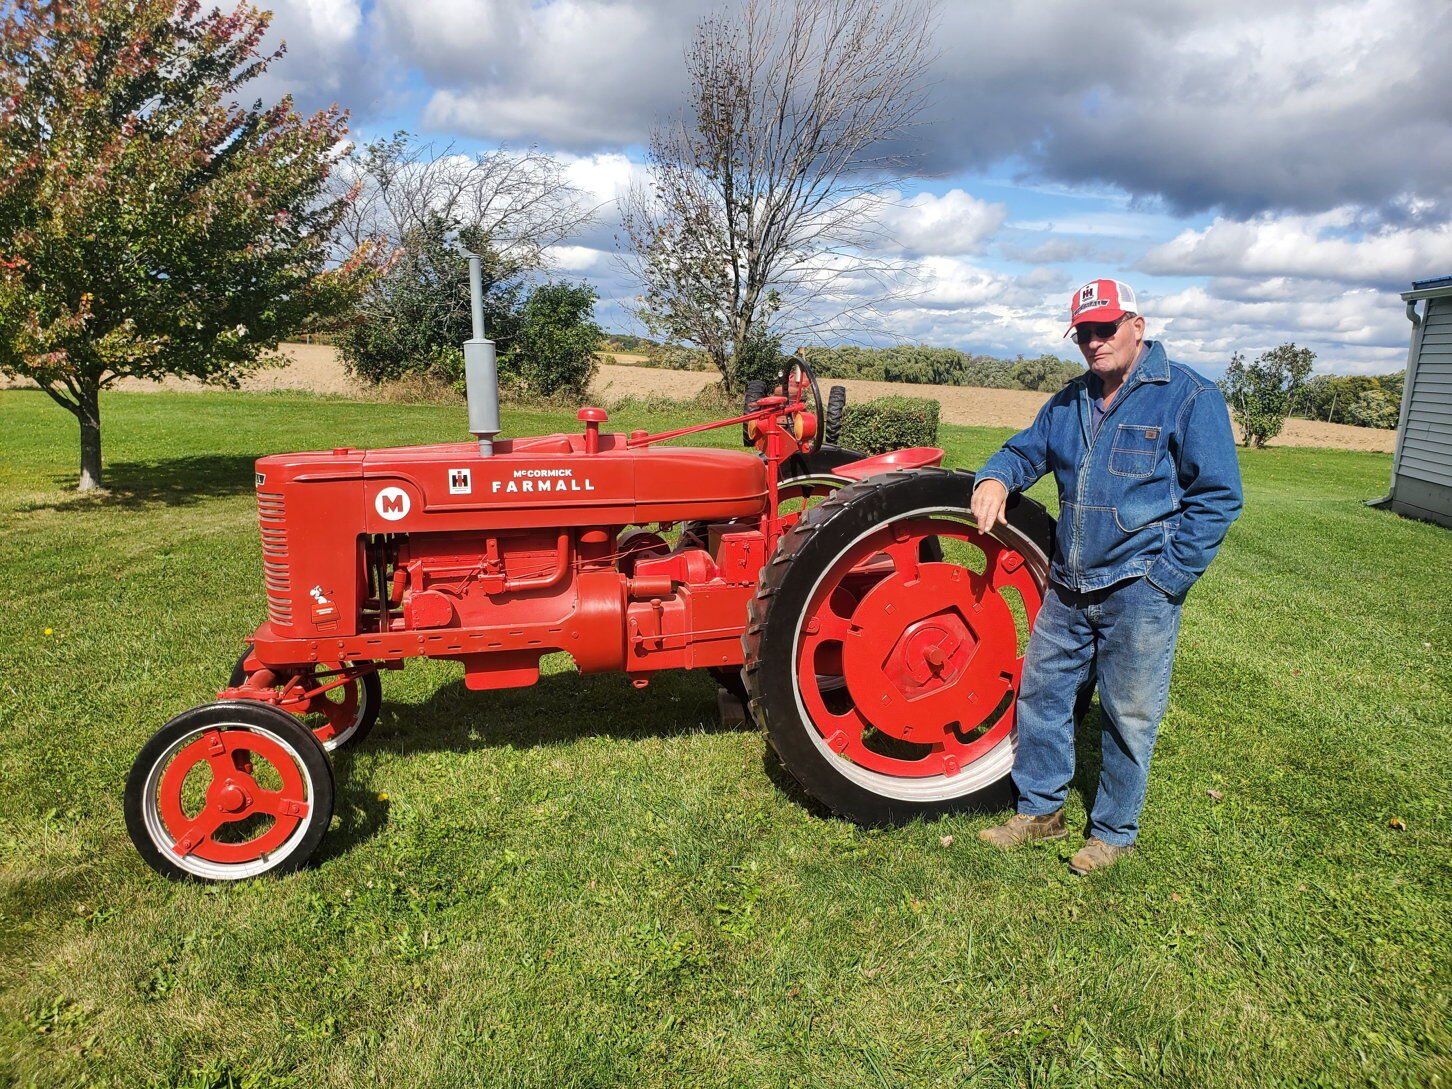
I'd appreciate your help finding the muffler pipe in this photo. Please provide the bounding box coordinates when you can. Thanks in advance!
[463,253,500,456]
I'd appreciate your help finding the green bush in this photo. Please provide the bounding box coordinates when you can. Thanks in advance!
[1221,343,1315,447]
[502,281,601,398]
[338,223,523,385]
[838,395,940,454]
[732,331,787,389]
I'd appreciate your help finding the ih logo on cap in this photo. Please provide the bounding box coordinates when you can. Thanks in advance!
[1070,279,1136,323]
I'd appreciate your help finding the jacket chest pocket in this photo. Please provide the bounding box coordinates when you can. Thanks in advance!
[1108,424,1162,478]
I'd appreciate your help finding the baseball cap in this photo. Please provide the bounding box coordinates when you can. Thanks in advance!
[1065,279,1137,336]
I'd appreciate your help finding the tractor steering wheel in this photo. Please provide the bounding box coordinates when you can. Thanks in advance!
[779,353,824,454]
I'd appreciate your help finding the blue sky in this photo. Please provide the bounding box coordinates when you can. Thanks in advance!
[255,0,1452,377]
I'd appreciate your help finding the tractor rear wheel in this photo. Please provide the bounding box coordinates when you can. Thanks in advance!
[125,701,334,882]
[229,651,381,752]
[743,468,1053,825]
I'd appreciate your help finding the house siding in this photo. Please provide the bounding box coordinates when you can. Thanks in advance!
[1391,290,1452,526]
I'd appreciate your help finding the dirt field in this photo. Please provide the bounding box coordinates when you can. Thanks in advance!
[14,342,1396,453]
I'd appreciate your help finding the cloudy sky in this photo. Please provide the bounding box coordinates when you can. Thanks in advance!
[257,0,1451,376]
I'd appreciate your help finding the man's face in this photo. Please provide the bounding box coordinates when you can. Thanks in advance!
[1077,314,1145,382]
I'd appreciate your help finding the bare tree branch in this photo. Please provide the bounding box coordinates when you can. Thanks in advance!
[622,0,937,392]
[329,132,596,275]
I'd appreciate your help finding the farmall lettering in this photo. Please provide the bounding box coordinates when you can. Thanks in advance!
[492,467,596,495]
[124,262,1059,885]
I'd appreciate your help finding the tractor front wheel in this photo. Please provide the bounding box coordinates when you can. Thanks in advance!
[125,701,334,882]
[744,468,1053,825]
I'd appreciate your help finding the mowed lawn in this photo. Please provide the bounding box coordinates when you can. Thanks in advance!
[0,388,1447,1089]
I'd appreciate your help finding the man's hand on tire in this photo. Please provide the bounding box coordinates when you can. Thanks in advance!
[972,478,1009,533]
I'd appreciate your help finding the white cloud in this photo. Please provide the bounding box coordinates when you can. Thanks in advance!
[1141,213,1452,289]
[869,190,1007,256]
[542,245,607,273]
[256,0,378,113]
[379,0,704,149]
[1148,282,1412,373]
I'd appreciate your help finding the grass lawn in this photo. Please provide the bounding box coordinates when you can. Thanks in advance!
[1,388,1448,1089]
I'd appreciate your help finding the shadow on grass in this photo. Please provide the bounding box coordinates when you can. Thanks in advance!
[21,455,259,512]
[1070,701,1106,825]
[372,666,750,754]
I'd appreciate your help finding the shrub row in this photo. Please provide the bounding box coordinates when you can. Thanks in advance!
[838,395,940,454]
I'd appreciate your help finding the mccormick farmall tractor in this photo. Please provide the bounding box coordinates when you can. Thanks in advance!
[124,257,1056,881]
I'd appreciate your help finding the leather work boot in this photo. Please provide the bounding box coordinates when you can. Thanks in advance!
[1068,837,1135,875]
[978,811,1068,849]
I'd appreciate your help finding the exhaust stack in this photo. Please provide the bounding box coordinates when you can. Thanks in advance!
[463,253,500,456]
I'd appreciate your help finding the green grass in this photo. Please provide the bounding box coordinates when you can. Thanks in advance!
[1,388,1448,1089]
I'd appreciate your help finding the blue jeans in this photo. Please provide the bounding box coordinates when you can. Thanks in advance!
[1013,577,1184,846]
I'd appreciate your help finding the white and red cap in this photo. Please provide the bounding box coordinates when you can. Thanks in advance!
[1065,279,1137,336]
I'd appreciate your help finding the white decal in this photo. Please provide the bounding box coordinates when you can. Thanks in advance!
[491,473,596,494]
[448,467,472,495]
[375,486,410,521]
[491,478,596,494]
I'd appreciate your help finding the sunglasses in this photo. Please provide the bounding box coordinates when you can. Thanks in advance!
[1071,315,1133,344]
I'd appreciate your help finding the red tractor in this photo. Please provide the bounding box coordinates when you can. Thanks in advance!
[125,265,1055,881]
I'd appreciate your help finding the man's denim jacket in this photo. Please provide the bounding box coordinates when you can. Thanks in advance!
[976,341,1243,597]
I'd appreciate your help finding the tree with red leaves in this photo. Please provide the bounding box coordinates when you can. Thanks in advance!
[0,0,371,490]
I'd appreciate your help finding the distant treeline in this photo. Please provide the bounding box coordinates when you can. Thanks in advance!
[602,334,662,354]
[602,336,1405,421]
[603,338,1084,392]
[808,346,1083,393]
[1293,372,1405,430]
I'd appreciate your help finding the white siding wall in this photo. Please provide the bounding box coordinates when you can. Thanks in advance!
[1400,296,1452,488]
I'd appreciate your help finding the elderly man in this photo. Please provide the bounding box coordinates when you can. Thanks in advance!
[971,279,1242,874]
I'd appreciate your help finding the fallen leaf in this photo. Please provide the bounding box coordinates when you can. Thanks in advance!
[1291,669,1302,676]
[1206,789,1224,802]
[939,835,955,848]
[1170,893,1183,903]
[1389,817,1407,831]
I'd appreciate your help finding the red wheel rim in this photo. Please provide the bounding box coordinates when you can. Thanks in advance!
[275,663,362,745]
[156,727,310,864]
[795,515,1044,780]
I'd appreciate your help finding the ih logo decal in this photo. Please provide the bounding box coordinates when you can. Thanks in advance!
[375,486,410,521]
[448,467,472,495]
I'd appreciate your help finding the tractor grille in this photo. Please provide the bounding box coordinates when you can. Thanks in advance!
[257,491,292,624]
